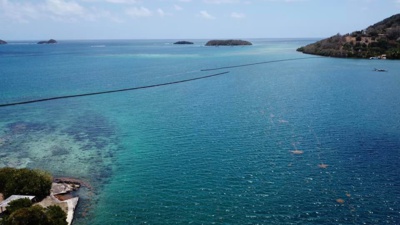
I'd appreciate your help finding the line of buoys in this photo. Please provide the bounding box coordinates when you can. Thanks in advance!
[0,71,229,108]
[200,57,321,71]
[0,56,322,108]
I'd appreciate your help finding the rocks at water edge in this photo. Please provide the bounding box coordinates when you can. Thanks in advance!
[205,39,252,46]
[0,39,7,44]
[37,39,57,44]
[174,41,194,45]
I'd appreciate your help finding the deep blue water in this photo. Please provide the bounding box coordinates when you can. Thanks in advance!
[0,39,399,224]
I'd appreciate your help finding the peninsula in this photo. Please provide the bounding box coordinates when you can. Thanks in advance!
[37,39,57,44]
[174,41,194,45]
[297,14,400,59]
[0,168,82,225]
[205,39,252,46]
[0,40,7,44]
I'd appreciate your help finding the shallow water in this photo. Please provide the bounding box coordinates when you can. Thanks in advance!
[1,39,399,224]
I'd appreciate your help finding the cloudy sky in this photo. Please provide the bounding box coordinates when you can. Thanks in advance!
[0,0,399,40]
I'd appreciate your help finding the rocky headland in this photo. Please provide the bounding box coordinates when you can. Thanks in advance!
[174,41,194,45]
[0,39,7,44]
[38,39,57,44]
[205,39,252,46]
[297,14,400,59]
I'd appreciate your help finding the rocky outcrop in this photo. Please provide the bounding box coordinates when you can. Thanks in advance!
[0,39,7,44]
[37,39,57,44]
[174,41,194,45]
[205,39,252,46]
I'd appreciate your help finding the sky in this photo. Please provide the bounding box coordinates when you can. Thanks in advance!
[0,0,399,40]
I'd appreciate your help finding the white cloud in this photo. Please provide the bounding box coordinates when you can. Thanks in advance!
[204,0,240,3]
[179,0,192,2]
[263,0,307,2]
[199,10,215,19]
[231,12,245,19]
[44,0,84,16]
[0,0,41,22]
[174,4,183,10]
[157,8,171,17]
[125,7,152,17]
[157,8,166,16]
[0,0,128,23]
[105,0,139,3]
[81,0,139,3]
[0,0,88,22]
[85,7,124,22]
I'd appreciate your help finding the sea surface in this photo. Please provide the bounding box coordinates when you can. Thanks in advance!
[0,39,399,225]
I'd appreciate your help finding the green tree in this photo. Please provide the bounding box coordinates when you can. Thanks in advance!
[2,205,67,225]
[0,168,17,191]
[5,205,49,225]
[387,27,400,40]
[5,199,33,215]
[45,206,67,225]
[0,168,52,200]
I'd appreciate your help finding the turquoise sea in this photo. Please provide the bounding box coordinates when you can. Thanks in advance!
[0,39,399,224]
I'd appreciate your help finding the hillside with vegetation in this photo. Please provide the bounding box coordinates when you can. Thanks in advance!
[297,14,400,59]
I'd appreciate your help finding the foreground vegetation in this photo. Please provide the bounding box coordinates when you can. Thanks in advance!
[1,198,67,225]
[0,168,67,225]
[0,168,52,200]
[297,14,400,59]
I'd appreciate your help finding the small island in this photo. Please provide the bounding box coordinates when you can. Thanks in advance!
[297,13,400,59]
[37,39,57,44]
[174,41,194,45]
[0,39,7,45]
[205,39,252,46]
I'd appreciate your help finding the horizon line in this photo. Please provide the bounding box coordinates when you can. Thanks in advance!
[1,37,323,42]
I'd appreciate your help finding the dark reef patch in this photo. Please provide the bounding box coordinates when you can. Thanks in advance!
[64,111,116,143]
[51,146,70,156]
[6,121,54,134]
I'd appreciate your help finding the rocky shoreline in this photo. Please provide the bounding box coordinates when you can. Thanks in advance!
[37,177,93,225]
[37,177,84,225]
[53,177,93,191]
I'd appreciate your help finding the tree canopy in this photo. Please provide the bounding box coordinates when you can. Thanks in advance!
[3,205,67,225]
[5,198,33,215]
[0,168,67,225]
[0,168,52,200]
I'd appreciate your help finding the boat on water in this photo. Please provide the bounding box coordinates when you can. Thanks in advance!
[374,68,388,72]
